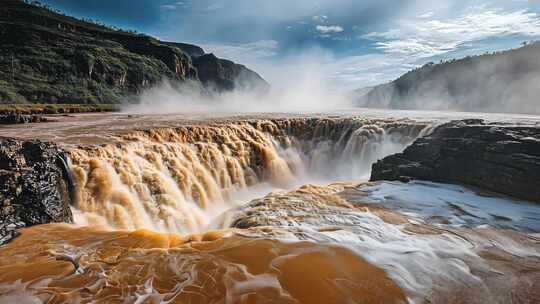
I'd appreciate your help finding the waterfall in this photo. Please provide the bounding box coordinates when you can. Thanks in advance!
[68,118,429,233]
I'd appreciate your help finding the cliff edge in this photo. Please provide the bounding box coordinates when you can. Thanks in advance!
[0,0,269,104]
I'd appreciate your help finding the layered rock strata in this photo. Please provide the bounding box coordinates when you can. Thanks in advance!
[371,119,540,202]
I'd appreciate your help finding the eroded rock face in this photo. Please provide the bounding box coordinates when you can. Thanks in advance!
[194,53,270,92]
[0,137,73,244]
[371,119,540,202]
[0,0,268,103]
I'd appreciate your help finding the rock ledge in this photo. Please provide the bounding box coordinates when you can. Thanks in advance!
[0,137,73,244]
[371,119,540,202]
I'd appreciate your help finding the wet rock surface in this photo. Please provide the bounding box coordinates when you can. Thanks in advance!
[0,113,49,124]
[227,183,540,304]
[0,137,73,245]
[371,119,540,202]
[0,115,539,302]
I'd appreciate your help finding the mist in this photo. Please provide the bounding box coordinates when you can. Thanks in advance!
[124,49,354,114]
[356,42,540,115]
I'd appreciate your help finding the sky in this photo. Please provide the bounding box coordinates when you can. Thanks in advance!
[41,0,540,90]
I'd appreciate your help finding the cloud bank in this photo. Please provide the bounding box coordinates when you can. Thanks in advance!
[316,25,344,34]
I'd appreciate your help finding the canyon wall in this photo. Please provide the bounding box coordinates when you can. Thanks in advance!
[0,0,268,104]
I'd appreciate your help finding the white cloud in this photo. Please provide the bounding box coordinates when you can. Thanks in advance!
[418,11,434,19]
[160,2,186,11]
[204,3,223,12]
[316,25,344,34]
[328,54,414,89]
[200,40,280,63]
[160,5,177,10]
[158,1,540,89]
[312,15,329,22]
[364,7,540,58]
[335,6,540,88]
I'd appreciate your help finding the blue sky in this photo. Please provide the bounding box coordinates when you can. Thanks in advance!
[41,0,540,90]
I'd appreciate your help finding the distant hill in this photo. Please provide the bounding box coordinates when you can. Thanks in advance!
[355,42,540,114]
[0,0,268,104]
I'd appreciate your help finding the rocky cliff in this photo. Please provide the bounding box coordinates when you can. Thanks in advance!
[0,137,73,244]
[195,54,269,92]
[0,0,268,104]
[371,119,540,202]
[356,42,540,114]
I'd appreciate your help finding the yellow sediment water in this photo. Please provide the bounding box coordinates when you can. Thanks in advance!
[68,119,426,233]
[0,224,407,304]
[1,117,432,303]
[69,122,301,232]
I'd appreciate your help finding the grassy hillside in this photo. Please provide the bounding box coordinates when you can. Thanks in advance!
[0,103,118,115]
[0,0,268,104]
[356,42,540,114]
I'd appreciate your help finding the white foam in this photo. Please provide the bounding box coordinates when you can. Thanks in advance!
[359,181,540,233]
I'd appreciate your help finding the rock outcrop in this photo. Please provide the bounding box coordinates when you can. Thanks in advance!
[194,54,270,92]
[0,113,48,124]
[0,137,73,244]
[0,0,268,104]
[371,119,540,202]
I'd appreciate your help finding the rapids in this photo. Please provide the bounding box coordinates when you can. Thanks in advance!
[1,112,539,304]
[68,118,428,233]
[225,183,540,303]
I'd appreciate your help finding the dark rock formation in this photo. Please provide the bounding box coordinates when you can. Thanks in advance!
[371,119,540,202]
[356,42,540,115]
[0,0,268,104]
[0,113,48,124]
[194,54,270,92]
[0,137,73,244]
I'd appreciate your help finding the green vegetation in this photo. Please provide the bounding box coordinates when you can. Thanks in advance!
[0,0,267,105]
[21,0,145,36]
[0,0,196,104]
[358,41,540,114]
[0,103,119,115]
